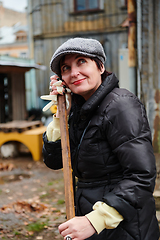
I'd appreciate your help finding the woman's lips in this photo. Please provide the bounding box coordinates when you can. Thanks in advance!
[73,79,85,85]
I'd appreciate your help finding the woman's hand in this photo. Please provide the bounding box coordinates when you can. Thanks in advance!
[50,75,71,117]
[58,216,96,240]
[50,75,63,96]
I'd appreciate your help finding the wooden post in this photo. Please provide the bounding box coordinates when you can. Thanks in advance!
[58,94,75,220]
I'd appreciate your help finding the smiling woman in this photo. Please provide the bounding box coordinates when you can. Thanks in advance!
[42,37,159,240]
[60,54,104,100]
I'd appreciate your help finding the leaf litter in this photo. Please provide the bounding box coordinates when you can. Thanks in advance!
[0,157,65,239]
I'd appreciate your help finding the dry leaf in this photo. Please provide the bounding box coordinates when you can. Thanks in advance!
[0,162,15,171]
[23,221,29,225]
[36,236,43,239]
[0,200,48,214]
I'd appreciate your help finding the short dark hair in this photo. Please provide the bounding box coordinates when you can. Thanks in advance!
[90,57,108,81]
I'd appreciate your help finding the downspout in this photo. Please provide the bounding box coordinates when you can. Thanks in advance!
[127,0,137,95]
[136,0,142,99]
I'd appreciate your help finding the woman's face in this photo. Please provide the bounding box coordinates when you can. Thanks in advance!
[60,54,104,100]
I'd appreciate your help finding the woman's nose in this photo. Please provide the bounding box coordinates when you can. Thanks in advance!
[71,66,79,77]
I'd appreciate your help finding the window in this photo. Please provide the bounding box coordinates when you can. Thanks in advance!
[75,0,102,12]
[120,0,127,10]
[20,52,27,58]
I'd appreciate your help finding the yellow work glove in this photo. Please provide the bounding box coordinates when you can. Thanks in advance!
[46,115,61,142]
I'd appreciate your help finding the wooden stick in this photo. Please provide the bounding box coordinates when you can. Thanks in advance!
[58,94,75,220]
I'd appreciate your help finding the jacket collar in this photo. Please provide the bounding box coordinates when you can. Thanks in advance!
[80,73,119,117]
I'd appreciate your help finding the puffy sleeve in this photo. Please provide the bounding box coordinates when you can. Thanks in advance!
[102,93,156,221]
[43,132,63,170]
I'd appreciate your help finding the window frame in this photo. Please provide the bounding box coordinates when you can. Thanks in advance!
[120,0,127,10]
[74,0,104,14]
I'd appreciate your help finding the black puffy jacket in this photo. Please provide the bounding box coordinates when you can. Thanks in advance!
[43,73,159,240]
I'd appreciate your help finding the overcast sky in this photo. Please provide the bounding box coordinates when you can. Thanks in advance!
[1,0,27,12]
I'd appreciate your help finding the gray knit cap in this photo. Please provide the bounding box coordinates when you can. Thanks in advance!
[50,37,106,76]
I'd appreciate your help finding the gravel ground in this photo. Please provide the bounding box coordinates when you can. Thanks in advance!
[0,153,66,240]
[0,152,160,240]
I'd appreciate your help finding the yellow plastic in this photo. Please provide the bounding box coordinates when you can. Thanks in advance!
[0,126,46,161]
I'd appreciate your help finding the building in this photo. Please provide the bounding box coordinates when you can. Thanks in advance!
[0,1,45,117]
[0,1,26,27]
[0,1,28,58]
[27,0,128,99]
[27,0,160,152]
[0,24,28,58]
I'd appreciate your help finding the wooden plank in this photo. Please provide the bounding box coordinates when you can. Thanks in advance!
[0,120,43,133]
[58,94,75,220]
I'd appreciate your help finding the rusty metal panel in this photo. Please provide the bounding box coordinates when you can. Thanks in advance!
[139,0,160,152]
[148,0,154,88]
[158,0,160,90]
[128,0,137,67]
[152,89,160,153]
[155,0,160,89]
[151,0,160,152]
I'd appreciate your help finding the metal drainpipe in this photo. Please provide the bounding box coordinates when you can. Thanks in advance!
[128,0,137,95]
[136,0,142,99]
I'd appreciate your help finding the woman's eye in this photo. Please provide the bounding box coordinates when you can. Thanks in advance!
[62,65,69,72]
[79,59,86,64]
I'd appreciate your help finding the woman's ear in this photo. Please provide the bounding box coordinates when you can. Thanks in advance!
[100,64,105,74]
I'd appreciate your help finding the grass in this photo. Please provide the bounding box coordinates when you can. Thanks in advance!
[57,199,65,205]
[39,193,49,199]
[47,181,53,186]
[26,220,49,233]
[14,231,21,235]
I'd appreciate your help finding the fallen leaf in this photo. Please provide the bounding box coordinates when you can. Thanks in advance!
[23,221,29,225]
[0,162,15,171]
[36,236,43,239]
[0,200,48,214]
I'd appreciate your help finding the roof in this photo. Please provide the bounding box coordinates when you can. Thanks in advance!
[0,60,46,70]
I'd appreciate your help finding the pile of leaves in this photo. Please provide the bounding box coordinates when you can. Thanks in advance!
[0,162,15,171]
[0,200,48,214]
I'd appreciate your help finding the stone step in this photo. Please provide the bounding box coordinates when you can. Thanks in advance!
[156,211,160,222]
[154,190,160,211]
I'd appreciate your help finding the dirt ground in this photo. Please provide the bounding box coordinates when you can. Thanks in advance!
[0,151,160,240]
[0,152,66,240]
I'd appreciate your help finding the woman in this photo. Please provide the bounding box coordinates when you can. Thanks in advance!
[43,38,159,240]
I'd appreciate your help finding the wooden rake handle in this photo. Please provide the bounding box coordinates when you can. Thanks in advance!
[58,94,75,220]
